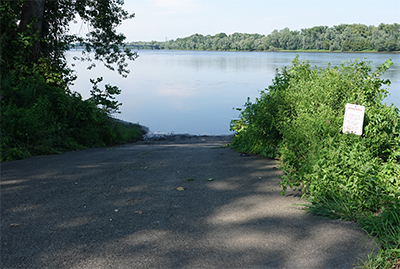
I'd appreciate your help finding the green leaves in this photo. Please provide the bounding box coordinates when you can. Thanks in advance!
[231,56,400,266]
[0,1,145,161]
[129,23,400,52]
[89,77,122,115]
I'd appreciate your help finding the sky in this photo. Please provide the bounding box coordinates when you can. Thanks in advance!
[71,0,400,42]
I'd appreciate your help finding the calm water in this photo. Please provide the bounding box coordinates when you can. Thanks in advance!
[67,50,400,135]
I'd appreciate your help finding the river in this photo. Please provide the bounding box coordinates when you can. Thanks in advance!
[67,50,400,135]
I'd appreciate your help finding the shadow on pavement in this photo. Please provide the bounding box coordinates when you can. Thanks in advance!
[1,136,377,268]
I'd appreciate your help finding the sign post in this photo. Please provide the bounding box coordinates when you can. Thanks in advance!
[342,103,365,135]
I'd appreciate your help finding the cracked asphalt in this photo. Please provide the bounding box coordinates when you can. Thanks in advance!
[1,135,377,268]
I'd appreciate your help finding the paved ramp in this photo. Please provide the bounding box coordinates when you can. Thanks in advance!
[1,136,377,268]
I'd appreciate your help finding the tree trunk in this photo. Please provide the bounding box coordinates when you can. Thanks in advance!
[19,0,46,61]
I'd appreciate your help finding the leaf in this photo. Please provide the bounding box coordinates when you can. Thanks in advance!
[206,178,214,181]
[187,177,194,181]
[176,187,184,191]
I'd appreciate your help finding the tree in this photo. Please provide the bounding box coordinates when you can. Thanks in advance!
[18,0,46,62]
[0,0,141,160]
[371,29,389,51]
[130,23,399,53]
[1,0,137,80]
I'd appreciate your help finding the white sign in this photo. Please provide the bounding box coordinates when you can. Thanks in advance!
[342,103,365,135]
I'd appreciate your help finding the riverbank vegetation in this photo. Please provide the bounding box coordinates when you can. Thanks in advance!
[0,1,143,162]
[128,23,400,52]
[230,56,400,268]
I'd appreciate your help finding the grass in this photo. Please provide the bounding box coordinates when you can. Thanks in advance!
[306,198,400,268]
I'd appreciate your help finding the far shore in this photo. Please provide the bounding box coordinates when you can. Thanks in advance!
[70,47,400,54]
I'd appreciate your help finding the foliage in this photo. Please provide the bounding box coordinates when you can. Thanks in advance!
[89,77,122,115]
[1,0,137,78]
[230,56,400,267]
[0,0,143,161]
[128,23,400,52]
[0,71,145,161]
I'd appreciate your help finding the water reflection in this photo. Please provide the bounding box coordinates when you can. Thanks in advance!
[67,50,400,135]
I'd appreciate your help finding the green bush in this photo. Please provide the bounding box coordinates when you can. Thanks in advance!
[0,73,145,161]
[230,56,400,267]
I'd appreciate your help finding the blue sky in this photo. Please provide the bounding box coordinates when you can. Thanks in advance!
[71,0,400,42]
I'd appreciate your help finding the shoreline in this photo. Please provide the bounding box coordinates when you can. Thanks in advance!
[125,48,400,54]
[111,117,234,141]
[143,132,234,141]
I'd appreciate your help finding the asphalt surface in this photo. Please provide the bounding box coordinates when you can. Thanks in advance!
[1,135,377,268]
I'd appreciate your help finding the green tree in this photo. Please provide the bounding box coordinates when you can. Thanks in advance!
[0,0,142,160]
[371,29,390,51]
[278,27,292,50]
[268,29,280,48]
[1,0,137,80]
[133,23,399,53]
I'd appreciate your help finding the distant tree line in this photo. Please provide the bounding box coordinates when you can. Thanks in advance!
[127,23,400,52]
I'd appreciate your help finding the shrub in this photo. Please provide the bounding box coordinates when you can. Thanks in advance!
[230,56,400,266]
[0,73,144,161]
